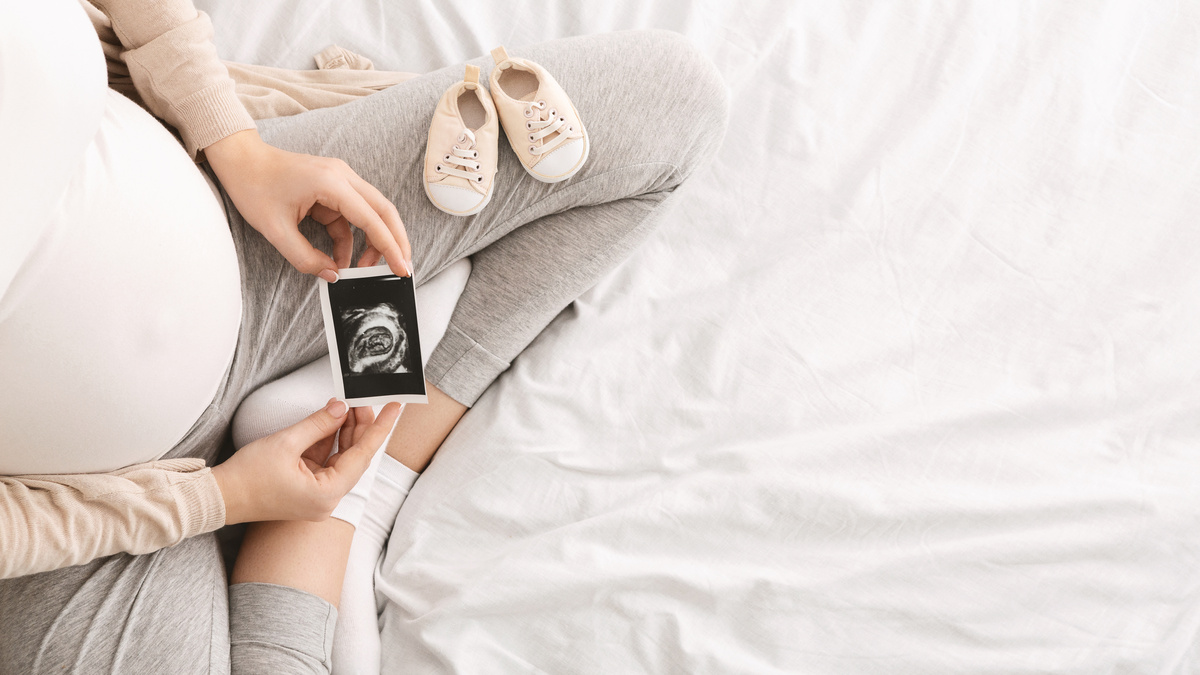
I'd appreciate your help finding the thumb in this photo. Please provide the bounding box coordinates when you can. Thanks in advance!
[278,398,349,453]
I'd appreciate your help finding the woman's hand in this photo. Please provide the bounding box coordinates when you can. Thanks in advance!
[212,399,402,524]
[204,129,413,280]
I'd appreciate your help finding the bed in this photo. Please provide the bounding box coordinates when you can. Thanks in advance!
[197,1,1200,672]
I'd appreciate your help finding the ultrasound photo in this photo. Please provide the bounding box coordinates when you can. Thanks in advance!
[319,266,427,406]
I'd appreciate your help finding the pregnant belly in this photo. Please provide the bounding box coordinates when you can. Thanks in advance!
[0,90,241,475]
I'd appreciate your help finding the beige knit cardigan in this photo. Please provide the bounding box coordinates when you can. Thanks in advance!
[0,0,411,579]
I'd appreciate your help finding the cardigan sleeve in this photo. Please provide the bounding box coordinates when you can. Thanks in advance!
[0,458,226,579]
[88,0,256,157]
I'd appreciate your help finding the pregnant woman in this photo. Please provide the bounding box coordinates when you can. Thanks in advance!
[0,0,726,672]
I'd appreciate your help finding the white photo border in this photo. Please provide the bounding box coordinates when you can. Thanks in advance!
[318,265,428,407]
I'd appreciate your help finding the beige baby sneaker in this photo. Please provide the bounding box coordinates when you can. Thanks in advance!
[489,46,588,183]
[424,64,499,216]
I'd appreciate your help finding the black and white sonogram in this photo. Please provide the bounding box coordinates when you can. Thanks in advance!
[318,266,427,406]
[342,303,409,375]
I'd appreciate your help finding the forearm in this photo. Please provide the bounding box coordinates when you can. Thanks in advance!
[0,458,225,579]
[87,0,254,156]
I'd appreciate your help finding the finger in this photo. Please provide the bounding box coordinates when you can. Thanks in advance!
[264,223,339,282]
[351,405,377,446]
[316,181,409,277]
[347,172,412,270]
[278,398,349,452]
[336,408,357,455]
[301,433,336,468]
[324,216,354,270]
[337,406,374,455]
[318,402,401,494]
[309,203,342,225]
[357,245,382,268]
[334,173,410,278]
[309,205,353,270]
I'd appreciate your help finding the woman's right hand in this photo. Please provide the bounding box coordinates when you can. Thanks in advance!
[204,130,413,281]
[212,399,401,524]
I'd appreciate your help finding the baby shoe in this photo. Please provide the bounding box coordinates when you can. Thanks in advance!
[489,46,588,183]
[424,64,499,216]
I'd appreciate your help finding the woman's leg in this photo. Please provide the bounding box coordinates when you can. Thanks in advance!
[0,533,232,674]
[386,383,468,472]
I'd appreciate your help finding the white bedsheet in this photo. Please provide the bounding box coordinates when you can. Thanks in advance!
[200,1,1200,672]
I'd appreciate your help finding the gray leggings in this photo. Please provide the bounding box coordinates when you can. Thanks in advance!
[0,30,726,674]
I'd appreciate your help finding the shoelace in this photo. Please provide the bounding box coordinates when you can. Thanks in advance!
[523,100,575,156]
[434,129,484,183]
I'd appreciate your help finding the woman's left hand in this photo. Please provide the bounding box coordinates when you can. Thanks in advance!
[204,129,412,281]
[212,399,403,524]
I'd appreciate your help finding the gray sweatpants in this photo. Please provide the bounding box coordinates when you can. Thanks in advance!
[0,30,726,674]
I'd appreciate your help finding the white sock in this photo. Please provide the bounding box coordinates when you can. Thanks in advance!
[328,402,408,528]
[329,441,385,528]
[332,454,418,675]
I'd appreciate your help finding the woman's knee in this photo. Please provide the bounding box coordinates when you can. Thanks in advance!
[527,29,727,187]
[627,29,729,177]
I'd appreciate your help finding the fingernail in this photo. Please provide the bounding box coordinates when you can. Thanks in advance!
[326,398,348,416]
[403,258,414,277]
[319,269,339,283]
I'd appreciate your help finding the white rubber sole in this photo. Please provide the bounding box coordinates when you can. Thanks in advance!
[526,131,590,183]
[424,179,494,217]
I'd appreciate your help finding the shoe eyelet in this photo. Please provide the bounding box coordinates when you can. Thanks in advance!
[538,100,546,108]
[526,121,532,130]
[559,117,565,122]
[528,134,536,142]
[476,175,484,183]
[549,108,556,116]
[472,151,478,158]
[524,109,533,118]
[528,145,537,153]
[435,165,442,173]
[444,154,451,161]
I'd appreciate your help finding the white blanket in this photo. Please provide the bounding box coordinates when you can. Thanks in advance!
[200,1,1200,672]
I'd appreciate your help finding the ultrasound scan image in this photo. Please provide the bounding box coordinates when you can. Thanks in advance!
[322,269,425,403]
[339,302,410,376]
